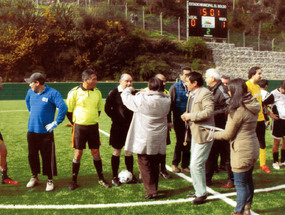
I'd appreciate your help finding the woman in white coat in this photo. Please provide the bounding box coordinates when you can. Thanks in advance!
[121,77,171,199]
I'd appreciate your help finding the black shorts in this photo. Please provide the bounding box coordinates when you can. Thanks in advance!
[272,118,285,139]
[72,124,100,150]
[0,132,3,141]
[109,124,129,149]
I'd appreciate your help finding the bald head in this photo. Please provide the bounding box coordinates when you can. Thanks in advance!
[120,73,133,89]
[155,74,166,86]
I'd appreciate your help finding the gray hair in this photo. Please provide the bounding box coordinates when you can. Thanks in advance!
[120,73,132,80]
[206,68,221,80]
[82,69,96,81]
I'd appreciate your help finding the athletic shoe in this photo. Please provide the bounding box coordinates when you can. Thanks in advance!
[46,180,54,192]
[26,176,39,188]
[68,181,79,190]
[128,175,140,184]
[260,165,271,173]
[160,171,172,179]
[181,167,190,174]
[98,179,111,188]
[112,177,121,187]
[171,165,181,173]
[272,162,280,170]
[2,178,19,185]
[221,182,235,189]
[244,204,251,215]
[280,162,285,167]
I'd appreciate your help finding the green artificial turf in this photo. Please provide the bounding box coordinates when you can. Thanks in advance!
[0,100,284,215]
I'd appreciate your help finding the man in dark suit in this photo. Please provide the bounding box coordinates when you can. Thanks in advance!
[105,73,139,186]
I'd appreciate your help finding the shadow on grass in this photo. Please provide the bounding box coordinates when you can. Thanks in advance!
[158,185,193,198]
[254,206,285,214]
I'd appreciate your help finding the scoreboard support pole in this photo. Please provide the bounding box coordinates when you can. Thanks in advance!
[186,0,189,41]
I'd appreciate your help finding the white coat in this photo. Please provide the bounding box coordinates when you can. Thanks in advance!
[121,88,171,155]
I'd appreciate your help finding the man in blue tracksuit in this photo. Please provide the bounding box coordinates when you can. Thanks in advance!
[25,73,67,192]
[169,67,192,173]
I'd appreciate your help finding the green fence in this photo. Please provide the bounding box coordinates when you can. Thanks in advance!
[0,81,282,100]
[0,82,175,100]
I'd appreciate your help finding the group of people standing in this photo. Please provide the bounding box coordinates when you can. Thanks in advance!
[0,65,283,215]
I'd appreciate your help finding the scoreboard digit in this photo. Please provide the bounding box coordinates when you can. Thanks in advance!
[188,1,227,38]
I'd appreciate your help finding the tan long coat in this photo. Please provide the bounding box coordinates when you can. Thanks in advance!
[214,97,260,173]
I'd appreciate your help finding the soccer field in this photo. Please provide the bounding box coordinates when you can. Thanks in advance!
[0,100,284,215]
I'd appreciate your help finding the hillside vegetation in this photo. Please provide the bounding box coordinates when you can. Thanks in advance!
[0,0,284,81]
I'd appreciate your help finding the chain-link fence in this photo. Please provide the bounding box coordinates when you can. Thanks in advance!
[228,31,285,51]
[34,0,284,51]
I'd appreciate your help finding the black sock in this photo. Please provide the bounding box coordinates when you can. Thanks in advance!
[72,162,80,183]
[160,154,166,172]
[273,152,279,163]
[93,159,104,180]
[1,163,8,182]
[281,149,285,163]
[1,169,7,182]
[111,155,120,178]
[125,155,133,173]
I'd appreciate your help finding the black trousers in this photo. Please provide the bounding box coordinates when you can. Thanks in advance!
[206,139,233,183]
[172,118,190,168]
[27,132,57,177]
[256,121,266,149]
[138,154,160,195]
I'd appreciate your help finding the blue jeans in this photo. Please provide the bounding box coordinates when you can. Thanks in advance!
[233,167,254,213]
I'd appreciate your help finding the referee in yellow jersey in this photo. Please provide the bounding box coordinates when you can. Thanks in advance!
[66,69,111,190]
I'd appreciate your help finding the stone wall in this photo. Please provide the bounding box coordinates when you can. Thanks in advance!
[206,42,285,80]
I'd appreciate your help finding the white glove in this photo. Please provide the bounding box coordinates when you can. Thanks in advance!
[45,121,58,132]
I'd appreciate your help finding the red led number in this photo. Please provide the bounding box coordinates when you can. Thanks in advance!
[210,9,214,16]
[200,8,207,16]
[191,19,196,27]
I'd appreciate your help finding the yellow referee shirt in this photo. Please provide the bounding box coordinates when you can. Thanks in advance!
[246,80,265,121]
[66,85,103,125]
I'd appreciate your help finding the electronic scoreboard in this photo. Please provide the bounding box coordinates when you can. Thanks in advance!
[187,1,227,38]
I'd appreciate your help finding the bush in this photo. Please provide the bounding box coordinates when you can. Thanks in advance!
[131,55,171,81]
[181,37,208,59]
[152,37,180,54]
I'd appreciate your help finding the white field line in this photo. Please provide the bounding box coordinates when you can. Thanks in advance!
[0,184,284,209]
[99,129,110,137]
[165,165,262,215]
[0,118,283,211]
[0,110,27,113]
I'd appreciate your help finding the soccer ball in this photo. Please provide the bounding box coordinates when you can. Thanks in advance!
[118,170,133,184]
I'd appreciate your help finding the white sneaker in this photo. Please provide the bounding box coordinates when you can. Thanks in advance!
[46,180,54,192]
[280,162,285,167]
[272,162,280,170]
[26,177,39,188]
